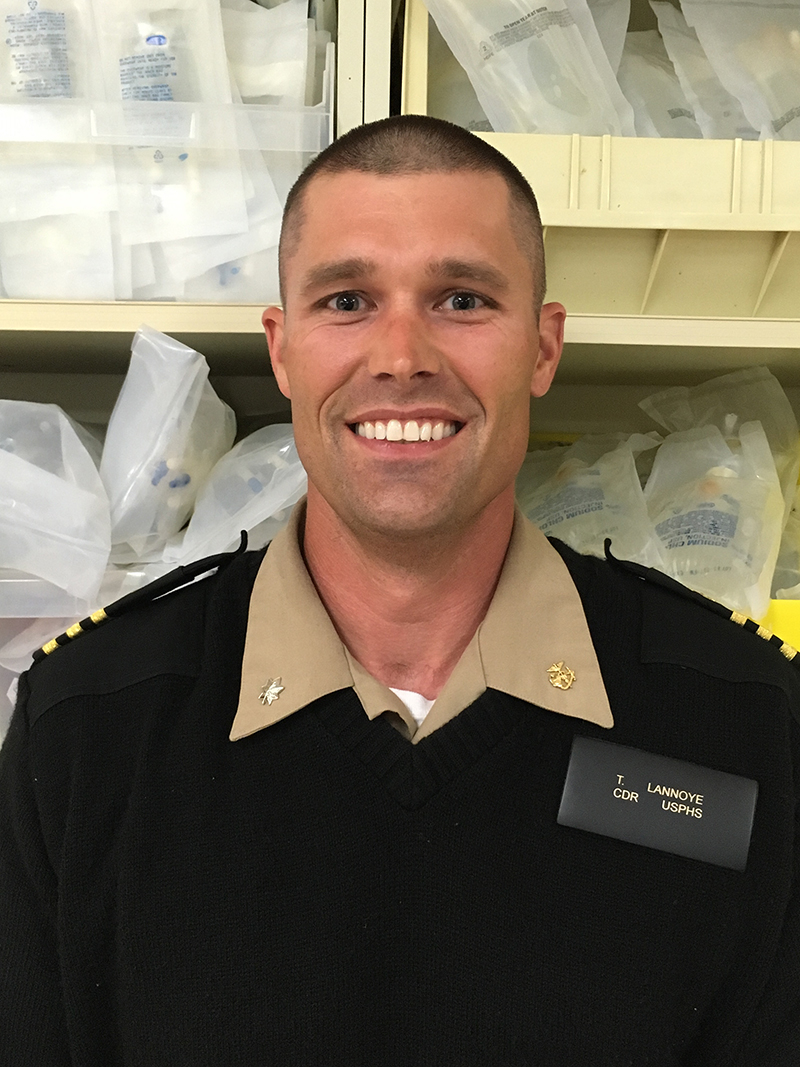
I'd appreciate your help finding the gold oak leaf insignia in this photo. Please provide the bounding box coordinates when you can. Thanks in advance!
[259,678,285,706]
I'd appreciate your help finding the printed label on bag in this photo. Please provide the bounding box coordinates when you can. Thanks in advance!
[4,9,71,97]
[528,484,605,531]
[479,6,575,60]
[655,507,737,551]
[119,48,177,101]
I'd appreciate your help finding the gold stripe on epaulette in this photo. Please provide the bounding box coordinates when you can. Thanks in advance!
[38,606,110,658]
[731,613,799,661]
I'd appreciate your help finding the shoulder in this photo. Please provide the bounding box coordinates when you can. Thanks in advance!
[23,547,265,729]
[549,537,800,708]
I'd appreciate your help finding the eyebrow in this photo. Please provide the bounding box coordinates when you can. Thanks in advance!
[300,256,511,297]
[301,258,377,296]
[426,258,510,291]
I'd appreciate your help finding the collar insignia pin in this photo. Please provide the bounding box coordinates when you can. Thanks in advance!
[259,678,285,706]
[547,662,576,690]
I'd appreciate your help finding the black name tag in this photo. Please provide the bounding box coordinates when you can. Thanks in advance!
[558,737,758,871]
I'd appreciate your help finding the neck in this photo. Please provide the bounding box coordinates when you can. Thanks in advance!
[301,487,515,699]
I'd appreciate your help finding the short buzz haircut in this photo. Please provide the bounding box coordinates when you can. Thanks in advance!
[278,114,546,309]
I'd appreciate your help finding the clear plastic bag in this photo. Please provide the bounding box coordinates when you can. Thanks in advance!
[773,486,800,598]
[650,1,758,139]
[99,325,236,562]
[158,83,283,283]
[0,142,117,225]
[91,0,231,105]
[427,17,492,131]
[425,0,635,135]
[682,0,800,140]
[0,400,110,617]
[91,0,250,246]
[616,30,702,137]
[0,0,99,99]
[0,212,116,299]
[0,617,71,677]
[221,0,309,105]
[131,242,185,300]
[181,246,279,303]
[644,422,784,618]
[113,142,249,247]
[587,0,629,73]
[639,367,800,521]
[164,423,307,564]
[516,433,663,565]
[130,242,157,290]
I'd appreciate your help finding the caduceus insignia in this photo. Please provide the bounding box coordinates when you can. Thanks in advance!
[547,662,576,690]
[259,678,285,705]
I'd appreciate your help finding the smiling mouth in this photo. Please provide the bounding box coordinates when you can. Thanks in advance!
[349,419,462,442]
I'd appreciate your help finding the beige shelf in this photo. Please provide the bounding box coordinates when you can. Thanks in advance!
[0,300,264,333]
[0,302,269,374]
[401,0,800,322]
[559,316,800,386]
[563,314,800,348]
[484,134,800,233]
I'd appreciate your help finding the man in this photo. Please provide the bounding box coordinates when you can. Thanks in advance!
[1,116,799,1065]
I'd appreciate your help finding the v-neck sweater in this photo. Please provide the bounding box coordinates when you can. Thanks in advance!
[2,542,800,1066]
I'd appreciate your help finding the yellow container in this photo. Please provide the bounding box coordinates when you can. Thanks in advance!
[762,600,800,652]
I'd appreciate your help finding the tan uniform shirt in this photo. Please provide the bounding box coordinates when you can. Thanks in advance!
[231,504,613,744]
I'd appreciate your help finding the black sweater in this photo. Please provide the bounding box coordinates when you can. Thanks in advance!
[1,543,799,1066]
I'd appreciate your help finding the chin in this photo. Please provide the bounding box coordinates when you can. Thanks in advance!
[342,493,437,531]
[348,494,475,542]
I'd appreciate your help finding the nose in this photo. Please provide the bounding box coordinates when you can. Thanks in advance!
[366,302,443,383]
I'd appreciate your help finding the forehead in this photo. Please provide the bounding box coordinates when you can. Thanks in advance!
[287,169,524,276]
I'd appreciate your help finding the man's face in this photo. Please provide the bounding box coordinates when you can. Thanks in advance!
[263,169,564,540]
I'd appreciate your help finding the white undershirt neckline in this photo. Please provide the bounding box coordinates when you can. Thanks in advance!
[389,687,435,727]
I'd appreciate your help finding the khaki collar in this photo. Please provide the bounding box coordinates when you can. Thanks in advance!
[231,501,613,744]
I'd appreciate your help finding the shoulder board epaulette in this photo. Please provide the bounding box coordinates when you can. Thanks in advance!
[32,531,249,665]
[603,539,799,666]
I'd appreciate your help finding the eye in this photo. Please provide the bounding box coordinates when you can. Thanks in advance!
[444,291,483,311]
[328,292,363,312]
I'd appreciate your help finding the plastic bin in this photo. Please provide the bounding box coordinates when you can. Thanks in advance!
[0,43,335,305]
[400,0,800,320]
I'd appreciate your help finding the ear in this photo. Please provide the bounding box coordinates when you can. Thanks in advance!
[531,301,566,398]
[262,305,291,399]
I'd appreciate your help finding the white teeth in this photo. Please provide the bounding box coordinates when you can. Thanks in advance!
[354,419,458,442]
